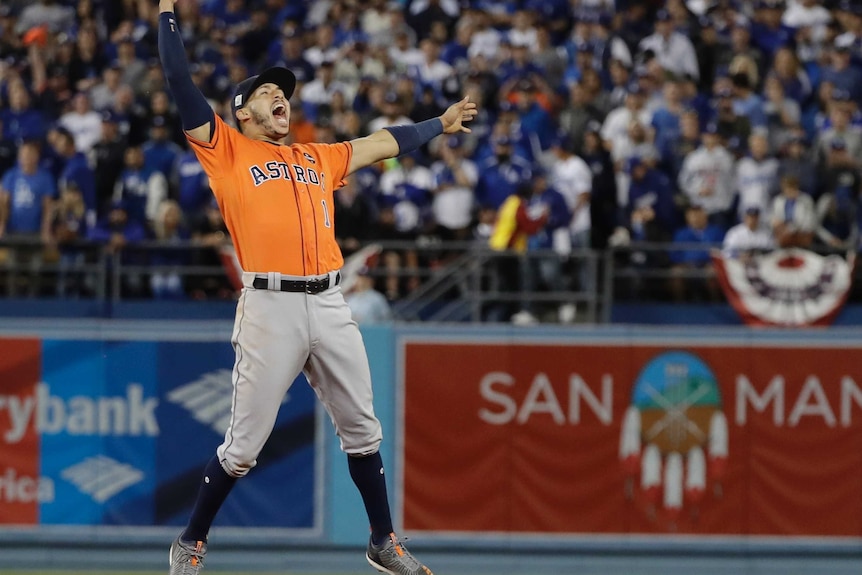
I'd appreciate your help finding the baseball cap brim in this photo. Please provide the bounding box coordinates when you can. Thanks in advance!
[232,67,297,116]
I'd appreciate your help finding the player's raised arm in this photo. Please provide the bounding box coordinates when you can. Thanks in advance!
[158,0,214,143]
[346,96,477,175]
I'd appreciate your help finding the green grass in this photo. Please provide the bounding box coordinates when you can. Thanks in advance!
[0,572,360,575]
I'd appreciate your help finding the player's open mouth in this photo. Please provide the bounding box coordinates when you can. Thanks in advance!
[272,103,288,127]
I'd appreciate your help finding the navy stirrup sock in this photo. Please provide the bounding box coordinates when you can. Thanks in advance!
[348,451,393,546]
[182,456,238,542]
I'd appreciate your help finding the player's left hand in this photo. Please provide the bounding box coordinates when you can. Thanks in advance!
[440,96,478,134]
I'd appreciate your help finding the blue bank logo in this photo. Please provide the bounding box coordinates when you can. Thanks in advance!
[61,455,144,503]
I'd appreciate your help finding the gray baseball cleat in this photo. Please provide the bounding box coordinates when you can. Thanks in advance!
[169,536,207,575]
[366,533,433,575]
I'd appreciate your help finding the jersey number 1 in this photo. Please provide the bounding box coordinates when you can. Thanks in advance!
[321,199,331,228]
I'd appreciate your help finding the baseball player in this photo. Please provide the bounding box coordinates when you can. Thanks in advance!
[158,2,476,575]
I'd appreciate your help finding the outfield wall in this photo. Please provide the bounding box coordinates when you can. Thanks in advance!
[2,320,862,571]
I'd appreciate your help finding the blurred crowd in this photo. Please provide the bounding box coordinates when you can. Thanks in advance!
[0,0,861,308]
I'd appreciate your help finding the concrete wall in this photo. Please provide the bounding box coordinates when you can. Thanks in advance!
[2,319,862,574]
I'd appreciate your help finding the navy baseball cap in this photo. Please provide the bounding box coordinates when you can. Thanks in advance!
[499,100,516,113]
[627,82,644,95]
[109,198,129,212]
[550,130,571,150]
[231,67,297,119]
[839,0,862,15]
[574,40,592,53]
[446,134,464,148]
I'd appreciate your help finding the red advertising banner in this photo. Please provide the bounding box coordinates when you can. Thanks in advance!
[0,338,41,525]
[402,341,862,536]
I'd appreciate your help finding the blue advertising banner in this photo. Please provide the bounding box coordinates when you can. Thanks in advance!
[39,340,158,525]
[28,339,318,530]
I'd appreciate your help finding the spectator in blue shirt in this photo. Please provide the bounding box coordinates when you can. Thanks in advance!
[731,72,766,128]
[475,136,533,209]
[176,150,211,220]
[468,0,518,23]
[216,0,251,30]
[0,81,48,142]
[113,145,167,229]
[669,203,725,301]
[627,157,678,244]
[267,28,315,84]
[498,41,543,86]
[269,0,307,31]
[671,204,726,264]
[651,78,687,155]
[441,23,471,72]
[88,198,148,295]
[142,115,183,181]
[345,266,392,325]
[50,127,96,228]
[660,108,702,183]
[473,102,533,163]
[150,199,190,300]
[771,47,812,107]
[52,181,91,297]
[821,36,862,102]
[562,40,594,88]
[523,0,569,33]
[508,78,556,152]
[749,0,796,60]
[0,141,56,296]
[0,141,56,239]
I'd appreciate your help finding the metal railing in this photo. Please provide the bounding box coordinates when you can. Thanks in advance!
[392,245,606,323]
[0,237,233,301]
[0,237,857,323]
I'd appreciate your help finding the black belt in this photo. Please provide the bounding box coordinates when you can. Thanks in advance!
[252,272,340,294]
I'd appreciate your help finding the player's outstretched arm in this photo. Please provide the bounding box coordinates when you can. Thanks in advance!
[158,0,214,143]
[347,96,477,175]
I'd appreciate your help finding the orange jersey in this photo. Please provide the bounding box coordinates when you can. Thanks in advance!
[187,114,351,276]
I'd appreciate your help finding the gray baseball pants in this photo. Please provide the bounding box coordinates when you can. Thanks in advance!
[216,270,383,477]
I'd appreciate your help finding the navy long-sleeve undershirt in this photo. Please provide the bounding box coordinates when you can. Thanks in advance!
[158,12,215,135]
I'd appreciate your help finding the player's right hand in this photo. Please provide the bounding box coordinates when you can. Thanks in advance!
[158,0,177,12]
